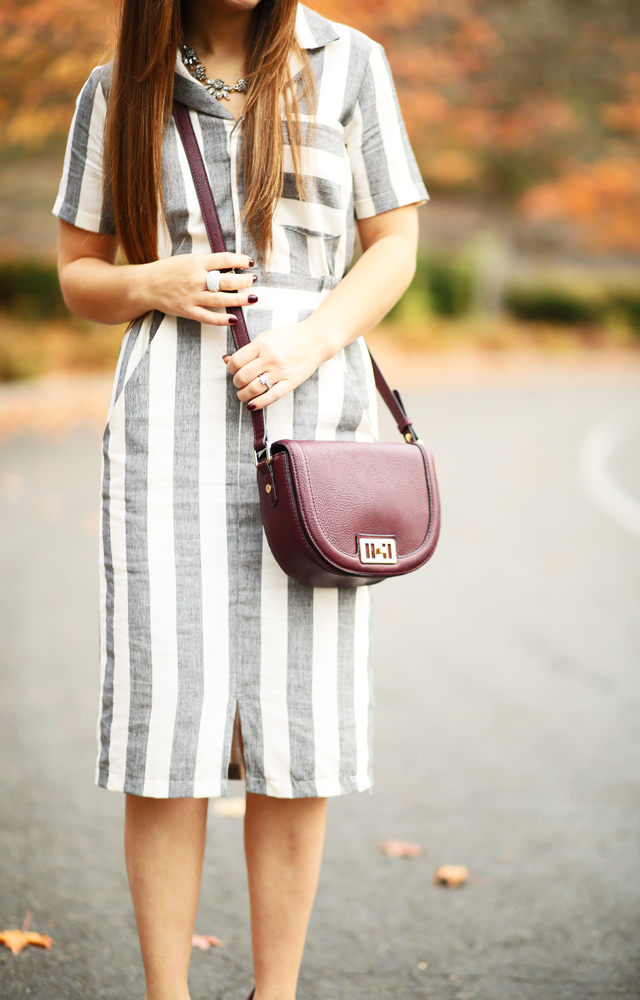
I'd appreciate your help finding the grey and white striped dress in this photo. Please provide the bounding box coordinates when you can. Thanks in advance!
[53,4,428,799]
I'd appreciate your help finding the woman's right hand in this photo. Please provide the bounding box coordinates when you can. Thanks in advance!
[57,220,258,327]
[144,251,257,326]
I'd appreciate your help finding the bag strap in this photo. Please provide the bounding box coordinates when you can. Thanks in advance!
[172,101,419,455]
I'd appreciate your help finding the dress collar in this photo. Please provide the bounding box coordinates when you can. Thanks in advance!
[173,3,340,119]
[295,4,341,49]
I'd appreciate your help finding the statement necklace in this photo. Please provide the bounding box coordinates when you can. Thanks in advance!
[181,44,248,101]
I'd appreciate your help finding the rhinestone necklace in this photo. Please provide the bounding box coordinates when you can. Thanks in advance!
[181,44,248,101]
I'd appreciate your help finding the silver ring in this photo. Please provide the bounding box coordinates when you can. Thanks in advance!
[258,373,272,391]
[206,270,221,292]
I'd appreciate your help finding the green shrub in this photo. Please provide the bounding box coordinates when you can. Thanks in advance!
[503,284,604,324]
[424,254,475,317]
[0,337,43,381]
[610,290,640,333]
[387,252,476,320]
[0,261,68,320]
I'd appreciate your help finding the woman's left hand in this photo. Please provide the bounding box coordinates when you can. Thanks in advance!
[223,320,329,411]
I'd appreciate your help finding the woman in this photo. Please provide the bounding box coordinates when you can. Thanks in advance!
[55,0,427,997]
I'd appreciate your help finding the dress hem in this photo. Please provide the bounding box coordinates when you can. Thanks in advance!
[96,769,372,799]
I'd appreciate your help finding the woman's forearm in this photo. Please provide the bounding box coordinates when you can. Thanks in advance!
[59,255,156,325]
[225,206,420,409]
[304,227,418,363]
[57,221,256,327]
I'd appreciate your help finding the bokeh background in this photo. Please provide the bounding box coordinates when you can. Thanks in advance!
[0,3,639,1000]
[0,0,639,375]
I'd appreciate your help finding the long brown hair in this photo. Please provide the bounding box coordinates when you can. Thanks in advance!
[104,0,313,266]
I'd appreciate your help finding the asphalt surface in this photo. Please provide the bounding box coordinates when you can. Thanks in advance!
[1,372,639,1000]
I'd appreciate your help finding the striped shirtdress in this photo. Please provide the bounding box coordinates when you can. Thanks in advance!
[53,4,428,799]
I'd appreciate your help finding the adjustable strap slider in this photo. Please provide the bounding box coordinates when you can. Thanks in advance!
[253,437,272,467]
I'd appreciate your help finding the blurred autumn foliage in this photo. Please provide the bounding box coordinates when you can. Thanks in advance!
[0,0,115,149]
[317,0,640,254]
[1,0,639,253]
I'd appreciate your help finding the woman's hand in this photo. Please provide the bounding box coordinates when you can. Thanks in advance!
[57,221,259,326]
[144,251,257,327]
[223,205,420,410]
[224,319,328,411]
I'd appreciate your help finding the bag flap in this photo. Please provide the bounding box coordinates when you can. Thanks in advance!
[274,439,433,561]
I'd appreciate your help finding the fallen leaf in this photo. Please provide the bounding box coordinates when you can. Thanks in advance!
[378,840,423,858]
[0,912,53,955]
[192,934,223,951]
[433,864,470,887]
[212,797,246,818]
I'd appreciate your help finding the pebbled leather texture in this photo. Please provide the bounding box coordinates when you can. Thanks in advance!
[289,440,430,554]
[258,440,441,588]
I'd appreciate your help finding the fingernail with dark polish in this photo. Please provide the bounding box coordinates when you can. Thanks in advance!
[222,354,230,361]
[252,274,258,284]
[248,259,255,267]
[228,315,237,324]
[247,402,256,411]
[248,294,258,304]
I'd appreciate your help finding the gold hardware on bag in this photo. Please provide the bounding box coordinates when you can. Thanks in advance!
[266,484,272,493]
[358,537,397,565]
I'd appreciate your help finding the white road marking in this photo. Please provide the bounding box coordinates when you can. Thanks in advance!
[579,406,640,539]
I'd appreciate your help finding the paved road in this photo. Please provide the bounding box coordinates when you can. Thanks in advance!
[1,373,639,1000]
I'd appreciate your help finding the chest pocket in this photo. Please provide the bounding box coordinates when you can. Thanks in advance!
[273,116,350,277]
[282,225,341,277]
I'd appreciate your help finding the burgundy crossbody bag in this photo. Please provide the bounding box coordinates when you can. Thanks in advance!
[174,101,441,588]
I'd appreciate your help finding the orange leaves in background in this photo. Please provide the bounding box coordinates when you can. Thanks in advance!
[602,70,640,141]
[316,0,640,253]
[1,0,639,253]
[0,0,116,149]
[315,0,581,191]
[520,159,640,254]
[315,0,428,35]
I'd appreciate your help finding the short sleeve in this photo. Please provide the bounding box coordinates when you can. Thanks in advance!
[52,67,116,234]
[344,42,428,220]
